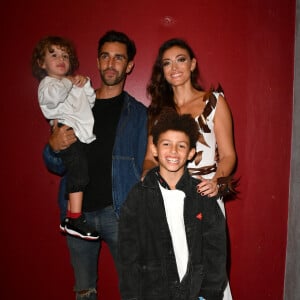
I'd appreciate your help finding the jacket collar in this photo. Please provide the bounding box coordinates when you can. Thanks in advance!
[142,166,198,192]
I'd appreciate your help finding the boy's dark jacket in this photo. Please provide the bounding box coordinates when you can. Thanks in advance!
[118,167,228,300]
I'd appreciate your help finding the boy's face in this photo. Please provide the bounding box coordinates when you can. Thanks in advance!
[151,130,195,177]
[40,45,70,79]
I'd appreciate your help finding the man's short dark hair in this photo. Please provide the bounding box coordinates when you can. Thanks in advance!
[151,108,199,149]
[97,30,136,61]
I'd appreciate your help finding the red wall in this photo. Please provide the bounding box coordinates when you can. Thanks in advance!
[1,0,295,299]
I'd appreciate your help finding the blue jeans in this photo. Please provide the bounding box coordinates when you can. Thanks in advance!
[66,205,119,300]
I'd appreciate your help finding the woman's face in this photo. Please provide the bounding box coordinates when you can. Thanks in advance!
[161,46,196,87]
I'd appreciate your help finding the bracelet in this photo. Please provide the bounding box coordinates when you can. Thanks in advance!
[217,175,239,197]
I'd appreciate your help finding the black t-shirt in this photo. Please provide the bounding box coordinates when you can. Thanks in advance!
[83,92,124,212]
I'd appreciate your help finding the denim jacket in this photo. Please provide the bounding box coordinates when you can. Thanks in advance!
[43,91,148,218]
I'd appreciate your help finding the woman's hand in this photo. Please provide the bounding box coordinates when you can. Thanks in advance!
[197,177,219,197]
[49,120,77,152]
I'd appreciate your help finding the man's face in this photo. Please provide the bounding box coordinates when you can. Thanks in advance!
[97,42,134,86]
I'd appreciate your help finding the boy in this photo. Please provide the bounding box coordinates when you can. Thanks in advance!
[118,109,228,300]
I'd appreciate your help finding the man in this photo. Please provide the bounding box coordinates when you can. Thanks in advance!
[43,30,148,300]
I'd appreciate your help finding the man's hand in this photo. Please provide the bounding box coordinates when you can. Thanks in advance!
[49,120,77,152]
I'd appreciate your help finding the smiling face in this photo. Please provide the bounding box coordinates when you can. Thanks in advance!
[40,45,70,79]
[162,46,196,87]
[151,130,195,179]
[97,42,134,87]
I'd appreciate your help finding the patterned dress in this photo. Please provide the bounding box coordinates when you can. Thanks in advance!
[187,91,233,300]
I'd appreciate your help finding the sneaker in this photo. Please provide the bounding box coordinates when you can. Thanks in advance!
[65,215,99,240]
[59,217,70,233]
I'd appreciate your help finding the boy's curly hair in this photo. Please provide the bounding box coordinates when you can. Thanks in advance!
[151,108,199,149]
[31,36,79,81]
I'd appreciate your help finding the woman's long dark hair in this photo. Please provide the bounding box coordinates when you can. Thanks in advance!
[147,38,204,130]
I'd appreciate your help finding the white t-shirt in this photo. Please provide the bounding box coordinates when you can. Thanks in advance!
[159,184,188,282]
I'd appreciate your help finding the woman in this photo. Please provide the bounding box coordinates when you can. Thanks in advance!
[143,38,237,299]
